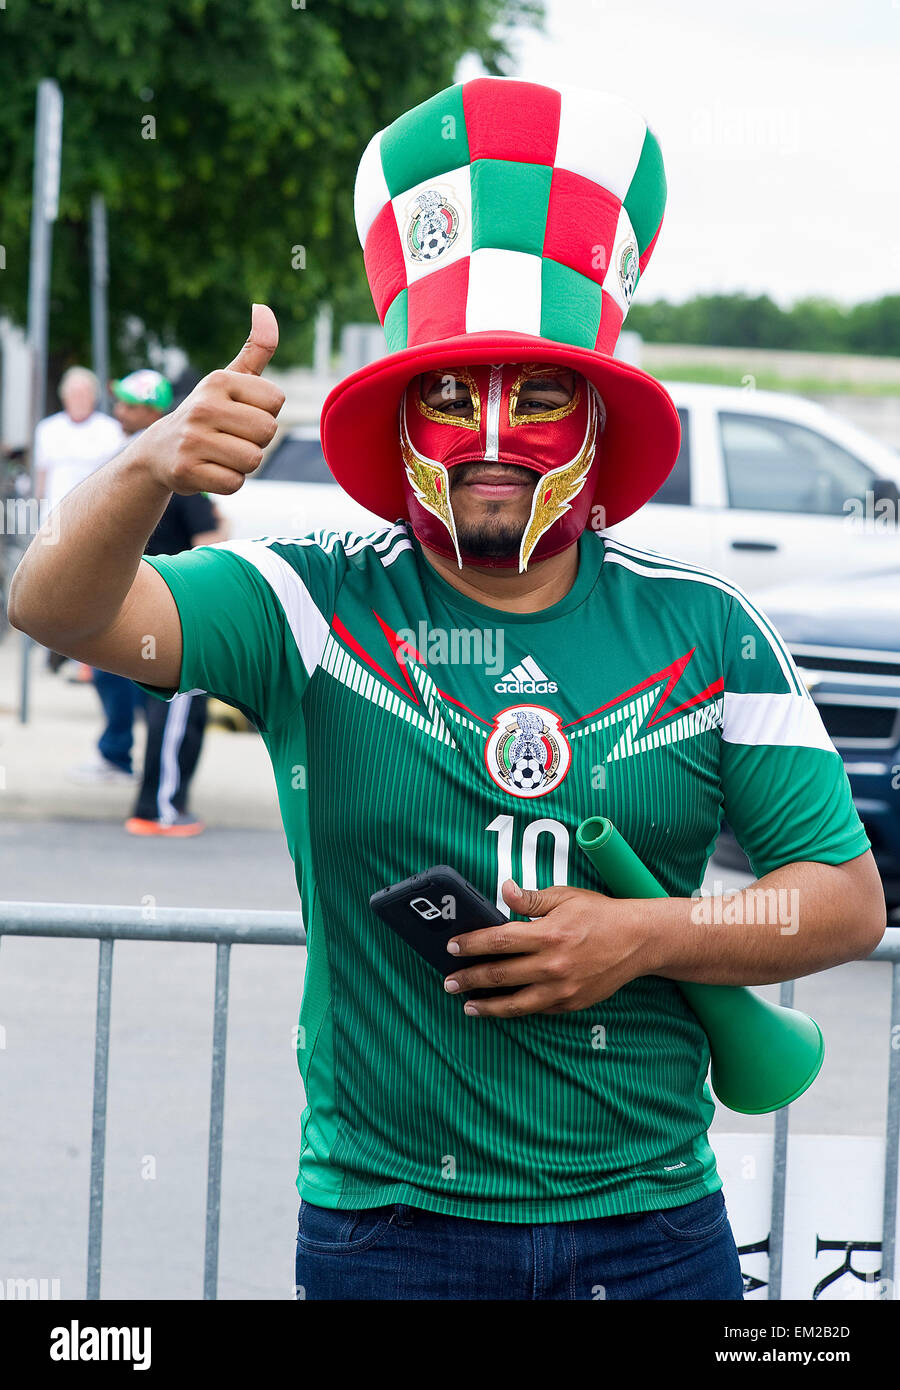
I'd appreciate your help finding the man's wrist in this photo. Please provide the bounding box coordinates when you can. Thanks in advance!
[616,893,700,979]
[115,431,172,504]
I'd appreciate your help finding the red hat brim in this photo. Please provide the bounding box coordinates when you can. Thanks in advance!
[320,331,681,529]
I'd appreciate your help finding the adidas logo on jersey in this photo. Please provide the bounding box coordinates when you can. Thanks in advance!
[494,656,558,695]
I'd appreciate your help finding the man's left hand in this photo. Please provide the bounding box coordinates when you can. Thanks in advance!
[444,881,655,1018]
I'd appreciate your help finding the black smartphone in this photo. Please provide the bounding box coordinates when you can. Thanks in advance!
[369,865,521,999]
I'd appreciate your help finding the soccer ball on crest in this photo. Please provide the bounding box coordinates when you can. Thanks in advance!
[508,756,545,791]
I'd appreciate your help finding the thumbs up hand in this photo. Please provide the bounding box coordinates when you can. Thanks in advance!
[136,304,286,496]
[225,302,281,377]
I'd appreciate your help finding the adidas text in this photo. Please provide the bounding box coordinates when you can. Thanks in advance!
[494,679,558,694]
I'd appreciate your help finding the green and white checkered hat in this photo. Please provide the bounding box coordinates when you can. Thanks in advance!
[321,77,680,531]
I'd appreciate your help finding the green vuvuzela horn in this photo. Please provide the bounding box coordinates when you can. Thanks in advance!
[575,816,824,1115]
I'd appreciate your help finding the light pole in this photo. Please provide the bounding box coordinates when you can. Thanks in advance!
[90,194,110,415]
[20,78,63,723]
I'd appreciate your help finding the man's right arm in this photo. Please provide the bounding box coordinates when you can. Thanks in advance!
[8,306,285,689]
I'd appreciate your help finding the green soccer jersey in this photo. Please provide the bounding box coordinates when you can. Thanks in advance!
[137,523,869,1222]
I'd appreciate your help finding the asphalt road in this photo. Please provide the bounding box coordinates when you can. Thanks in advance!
[0,820,894,1300]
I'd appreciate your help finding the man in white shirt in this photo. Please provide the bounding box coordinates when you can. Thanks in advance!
[34,367,124,676]
[34,367,124,514]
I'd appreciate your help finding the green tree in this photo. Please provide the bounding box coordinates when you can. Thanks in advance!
[847,295,900,357]
[630,292,900,357]
[0,0,542,384]
[788,297,850,353]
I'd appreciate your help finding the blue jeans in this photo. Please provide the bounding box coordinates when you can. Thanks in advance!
[294,1188,744,1300]
[93,668,143,773]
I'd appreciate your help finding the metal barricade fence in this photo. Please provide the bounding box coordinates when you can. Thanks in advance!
[1,902,899,1301]
[0,902,305,1300]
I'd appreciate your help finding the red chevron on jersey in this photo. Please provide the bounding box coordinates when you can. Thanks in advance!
[565,648,723,732]
[332,618,723,751]
[562,649,725,764]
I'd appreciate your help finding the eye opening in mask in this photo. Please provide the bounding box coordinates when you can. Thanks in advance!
[508,364,580,426]
[416,369,480,430]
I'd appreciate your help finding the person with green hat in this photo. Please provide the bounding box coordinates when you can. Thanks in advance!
[110,368,174,433]
[9,78,885,1301]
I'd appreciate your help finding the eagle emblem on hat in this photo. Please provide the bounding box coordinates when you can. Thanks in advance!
[406,188,460,263]
[618,237,639,306]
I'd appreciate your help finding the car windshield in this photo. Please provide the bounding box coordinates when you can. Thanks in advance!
[259,435,332,484]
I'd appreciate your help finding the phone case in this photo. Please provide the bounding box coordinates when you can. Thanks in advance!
[369,865,519,998]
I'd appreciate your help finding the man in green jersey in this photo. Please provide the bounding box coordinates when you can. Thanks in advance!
[10,80,885,1300]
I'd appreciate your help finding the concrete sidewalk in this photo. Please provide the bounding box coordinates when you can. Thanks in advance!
[0,630,281,829]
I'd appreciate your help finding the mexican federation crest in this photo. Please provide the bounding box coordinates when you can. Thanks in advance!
[406,188,460,262]
[485,705,572,799]
[617,236,639,306]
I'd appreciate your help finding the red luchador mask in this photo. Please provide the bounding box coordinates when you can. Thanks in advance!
[399,363,604,571]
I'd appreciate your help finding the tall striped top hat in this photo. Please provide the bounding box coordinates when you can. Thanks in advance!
[321,78,680,537]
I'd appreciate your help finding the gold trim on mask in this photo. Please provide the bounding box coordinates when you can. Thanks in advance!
[415,368,481,430]
[517,387,599,572]
[508,363,580,426]
[400,403,463,568]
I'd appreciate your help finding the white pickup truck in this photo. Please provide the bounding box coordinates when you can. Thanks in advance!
[216,381,900,597]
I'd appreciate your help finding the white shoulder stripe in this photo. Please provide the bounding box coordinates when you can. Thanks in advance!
[233,524,408,556]
[344,523,408,555]
[380,538,414,567]
[240,532,340,550]
[375,527,410,553]
[234,525,407,557]
[722,692,836,754]
[601,533,739,586]
[211,539,329,678]
[600,546,806,698]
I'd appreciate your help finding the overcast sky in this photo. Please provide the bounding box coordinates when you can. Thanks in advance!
[460,0,900,306]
